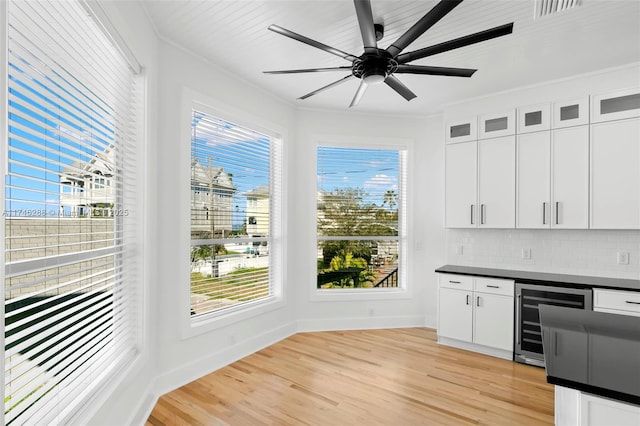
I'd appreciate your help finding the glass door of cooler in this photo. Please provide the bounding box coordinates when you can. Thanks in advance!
[515,283,592,366]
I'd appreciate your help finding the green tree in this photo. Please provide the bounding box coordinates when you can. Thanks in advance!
[383,189,397,210]
[317,187,397,267]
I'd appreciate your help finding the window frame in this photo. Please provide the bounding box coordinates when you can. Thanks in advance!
[180,89,286,338]
[310,134,413,302]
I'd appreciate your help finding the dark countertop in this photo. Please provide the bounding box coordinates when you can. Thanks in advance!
[539,305,640,406]
[435,264,640,291]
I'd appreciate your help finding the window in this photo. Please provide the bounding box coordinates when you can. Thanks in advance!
[316,146,406,291]
[189,109,281,318]
[3,1,141,424]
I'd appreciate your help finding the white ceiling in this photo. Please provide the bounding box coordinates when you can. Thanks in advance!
[142,0,640,115]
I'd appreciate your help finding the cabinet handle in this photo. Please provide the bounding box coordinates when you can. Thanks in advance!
[476,296,480,307]
[470,204,474,225]
[554,332,559,356]
[542,202,547,225]
[481,204,485,224]
[625,300,640,305]
[466,294,470,305]
[449,280,461,284]
[555,202,559,225]
[486,285,500,288]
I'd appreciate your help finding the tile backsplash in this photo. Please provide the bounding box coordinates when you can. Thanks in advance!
[446,229,640,279]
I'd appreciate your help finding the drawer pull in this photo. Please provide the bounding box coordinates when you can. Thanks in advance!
[449,281,461,284]
[625,300,640,305]
[486,285,500,288]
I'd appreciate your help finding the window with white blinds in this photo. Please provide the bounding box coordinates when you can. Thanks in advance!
[190,109,281,318]
[3,1,141,424]
[316,146,406,290]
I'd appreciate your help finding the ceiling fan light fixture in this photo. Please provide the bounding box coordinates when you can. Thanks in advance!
[363,71,386,85]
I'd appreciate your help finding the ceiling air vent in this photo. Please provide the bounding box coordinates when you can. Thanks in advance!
[535,0,581,19]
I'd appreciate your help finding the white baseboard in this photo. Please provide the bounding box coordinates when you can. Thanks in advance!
[437,336,513,361]
[296,315,425,333]
[129,390,158,426]
[153,321,297,398]
[424,313,437,329]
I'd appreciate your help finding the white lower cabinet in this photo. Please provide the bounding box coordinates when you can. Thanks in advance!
[556,386,640,426]
[437,274,514,359]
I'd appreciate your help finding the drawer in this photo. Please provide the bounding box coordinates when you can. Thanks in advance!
[594,289,640,316]
[474,278,514,296]
[438,273,473,291]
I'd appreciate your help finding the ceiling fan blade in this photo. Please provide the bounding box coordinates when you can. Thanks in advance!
[395,64,477,77]
[298,75,355,100]
[264,66,353,74]
[354,0,378,53]
[268,25,359,62]
[384,75,417,101]
[387,0,463,58]
[349,79,369,108]
[396,23,514,64]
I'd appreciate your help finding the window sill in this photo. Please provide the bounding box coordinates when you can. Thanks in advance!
[310,287,412,302]
[181,296,285,339]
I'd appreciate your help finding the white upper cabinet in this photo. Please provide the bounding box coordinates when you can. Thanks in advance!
[517,131,551,228]
[445,141,477,228]
[478,136,516,228]
[591,87,640,123]
[551,126,589,228]
[446,116,477,144]
[590,118,640,229]
[518,103,551,134]
[552,96,589,128]
[479,110,516,139]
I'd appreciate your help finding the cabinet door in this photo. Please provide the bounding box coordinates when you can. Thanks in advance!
[553,97,589,128]
[551,126,589,228]
[590,118,640,229]
[591,87,640,123]
[478,136,515,228]
[473,293,514,351]
[479,110,516,139]
[517,131,551,228]
[445,141,477,228]
[518,103,551,134]
[438,288,473,342]
[446,117,477,144]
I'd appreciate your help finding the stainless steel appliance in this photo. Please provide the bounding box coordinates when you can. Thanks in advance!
[515,283,592,367]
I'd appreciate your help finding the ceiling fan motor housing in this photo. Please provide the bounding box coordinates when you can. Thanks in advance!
[352,52,398,84]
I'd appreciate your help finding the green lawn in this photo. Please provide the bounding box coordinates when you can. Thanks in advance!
[191,267,269,302]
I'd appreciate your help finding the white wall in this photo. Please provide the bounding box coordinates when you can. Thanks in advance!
[151,39,299,401]
[443,63,640,281]
[292,109,445,329]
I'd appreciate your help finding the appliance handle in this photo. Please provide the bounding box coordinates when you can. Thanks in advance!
[516,294,521,346]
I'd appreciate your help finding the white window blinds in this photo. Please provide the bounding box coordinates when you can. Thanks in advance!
[190,109,280,317]
[316,147,405,289]
[3,1,140,424]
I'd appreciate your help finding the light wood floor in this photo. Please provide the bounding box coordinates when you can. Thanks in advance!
[146,328,554,425]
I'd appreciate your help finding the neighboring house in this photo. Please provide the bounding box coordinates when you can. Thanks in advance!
[191,158,236,238]
[244,185,269,236]
[59,148,115,217]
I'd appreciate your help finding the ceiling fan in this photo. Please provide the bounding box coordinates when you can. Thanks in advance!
[264,0,514,107]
